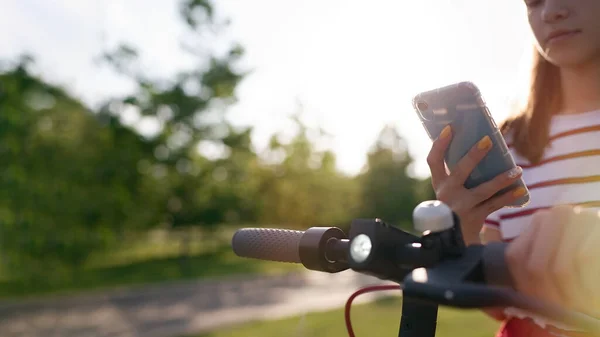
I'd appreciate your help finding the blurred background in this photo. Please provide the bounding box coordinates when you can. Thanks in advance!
[0,0,534,336]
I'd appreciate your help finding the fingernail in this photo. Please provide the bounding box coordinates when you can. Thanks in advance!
[477,136,492,150]
[440,125,451,139]
[507,166,523,179]
[512,187,527,197]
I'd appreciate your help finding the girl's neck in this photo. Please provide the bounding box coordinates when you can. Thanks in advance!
[559,59,600,115]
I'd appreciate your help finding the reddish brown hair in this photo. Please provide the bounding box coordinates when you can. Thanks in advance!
[500,48,562,164]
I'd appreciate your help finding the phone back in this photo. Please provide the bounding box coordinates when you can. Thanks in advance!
[412,81,529,207]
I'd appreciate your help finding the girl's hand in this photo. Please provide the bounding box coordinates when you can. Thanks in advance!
[427,125,526,245]
[506,205,600,319]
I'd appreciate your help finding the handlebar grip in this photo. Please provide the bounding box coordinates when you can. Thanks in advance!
[482,242,516,289]
[231,228,304,263]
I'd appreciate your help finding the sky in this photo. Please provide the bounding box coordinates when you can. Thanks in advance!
[0,0,535,178]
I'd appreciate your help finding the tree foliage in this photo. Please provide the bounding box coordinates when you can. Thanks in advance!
[0,58,155,279]
[0,0,432,282]
[358,125,421,229]
[257,115,360,229]
[96,0,247,232]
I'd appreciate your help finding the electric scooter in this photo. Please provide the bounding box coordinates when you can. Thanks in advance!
[231,200,600,337]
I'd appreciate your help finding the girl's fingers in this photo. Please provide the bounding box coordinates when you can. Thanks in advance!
[470,166,524,207]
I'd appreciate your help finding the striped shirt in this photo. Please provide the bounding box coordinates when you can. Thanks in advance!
[485,110,600,337]
[484,109,600,241]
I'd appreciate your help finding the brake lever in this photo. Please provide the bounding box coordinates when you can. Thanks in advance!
[401,244,600,335]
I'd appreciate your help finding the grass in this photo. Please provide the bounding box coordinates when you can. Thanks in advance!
[0,246,301,300]
[190,296,501,337]
[0,226,302,300]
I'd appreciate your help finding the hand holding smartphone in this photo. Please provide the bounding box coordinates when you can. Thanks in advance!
[412,82,529,243]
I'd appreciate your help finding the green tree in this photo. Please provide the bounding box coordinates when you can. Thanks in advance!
[97,0,249,234]
[415,176,437,202]
[196,125,262,227]
[258,115,360,229]
[0,57,154,280]
[358,125,420,229]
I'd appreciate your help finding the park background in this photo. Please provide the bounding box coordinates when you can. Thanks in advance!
[0,1,534,336]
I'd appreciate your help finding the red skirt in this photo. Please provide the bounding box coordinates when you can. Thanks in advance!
[496,317,592,337]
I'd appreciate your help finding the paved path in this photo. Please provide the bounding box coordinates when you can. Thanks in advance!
[0,271,398,337]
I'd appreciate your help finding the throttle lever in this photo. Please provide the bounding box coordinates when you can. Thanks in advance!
[481,241,515,289]
[402,244,600,334]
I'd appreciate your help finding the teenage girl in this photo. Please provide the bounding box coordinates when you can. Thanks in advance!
[426,0,600,336]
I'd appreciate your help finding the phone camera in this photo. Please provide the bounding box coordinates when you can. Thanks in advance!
[416,101,428,112]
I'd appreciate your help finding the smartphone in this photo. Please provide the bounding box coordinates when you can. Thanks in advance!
[412,81,529,208]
